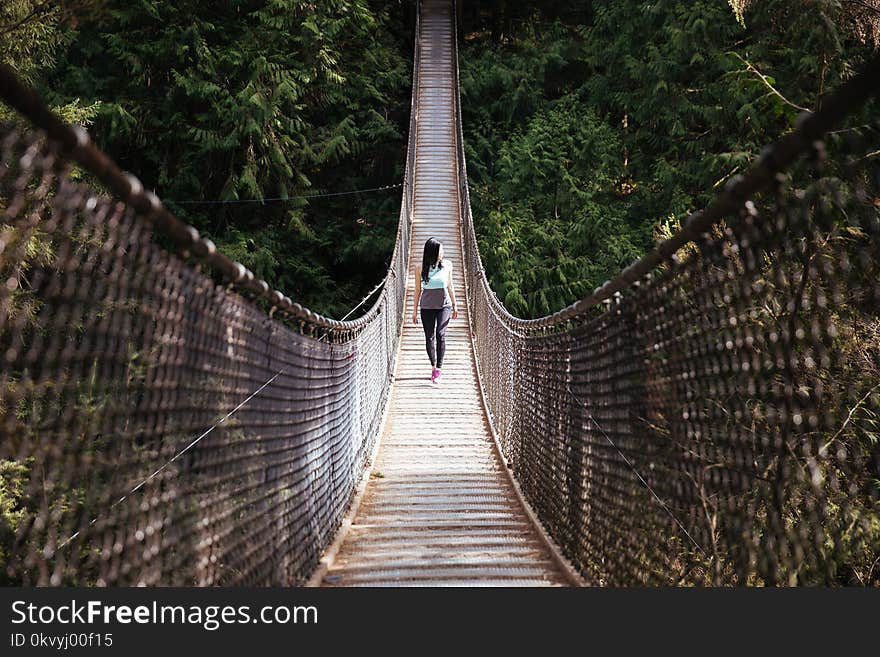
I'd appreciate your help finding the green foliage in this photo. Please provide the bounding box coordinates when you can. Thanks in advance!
[0,1,101,124]
[472,97,642,316]
[35,0,410,318]
[1,1,71,85]
[0,459,29,571]
[460,0,876,319]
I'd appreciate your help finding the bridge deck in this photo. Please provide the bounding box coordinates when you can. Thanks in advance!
[318,0,571,587]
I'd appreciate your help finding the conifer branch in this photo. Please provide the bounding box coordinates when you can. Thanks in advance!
[730,51,812,113]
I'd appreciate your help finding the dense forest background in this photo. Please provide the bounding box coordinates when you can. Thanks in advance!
[2,0,415,318]
[0,0,877,318]
[458,0,878,316]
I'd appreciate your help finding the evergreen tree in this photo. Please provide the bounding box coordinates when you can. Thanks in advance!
[0,1,100,124]
[460,0,876,318]
[44,0,411,317]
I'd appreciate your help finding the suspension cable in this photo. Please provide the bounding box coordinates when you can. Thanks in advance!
[58,371,284,550]
[565,385,707,557]
[171,183,403,205]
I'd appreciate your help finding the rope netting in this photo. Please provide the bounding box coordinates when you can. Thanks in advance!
[0,48,417,584]
[454,20,880,585]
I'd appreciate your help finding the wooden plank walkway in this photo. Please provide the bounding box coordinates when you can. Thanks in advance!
[317,0,573,587]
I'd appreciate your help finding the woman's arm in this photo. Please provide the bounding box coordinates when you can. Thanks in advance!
[447,267,459,319]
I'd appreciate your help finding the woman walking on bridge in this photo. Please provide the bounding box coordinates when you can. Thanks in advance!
[412,237,459,384]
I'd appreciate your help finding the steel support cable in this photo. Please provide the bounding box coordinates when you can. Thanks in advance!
[565,384,707,556]
[171,182,403,205]
[57,371,283,550]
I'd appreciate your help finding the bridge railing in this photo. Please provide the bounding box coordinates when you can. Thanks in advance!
[452,0,880,585]
[0,2,420,586]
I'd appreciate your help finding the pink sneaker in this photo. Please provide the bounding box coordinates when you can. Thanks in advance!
[431,367,440,383]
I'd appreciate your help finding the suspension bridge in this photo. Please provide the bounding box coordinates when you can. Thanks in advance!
[1,0,878,587]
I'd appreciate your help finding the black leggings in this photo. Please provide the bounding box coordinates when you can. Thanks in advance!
[420,306,452,368]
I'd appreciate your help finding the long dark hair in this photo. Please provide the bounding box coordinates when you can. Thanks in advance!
[420,237,444,284]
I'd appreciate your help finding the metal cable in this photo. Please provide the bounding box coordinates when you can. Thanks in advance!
[566,384,707,557]
[171,183,403,205]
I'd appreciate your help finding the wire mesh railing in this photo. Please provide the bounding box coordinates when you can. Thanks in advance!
[452,0,880,585]
[0,13,419,584]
